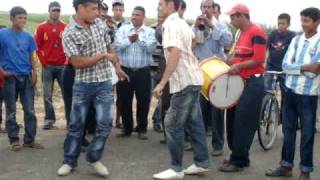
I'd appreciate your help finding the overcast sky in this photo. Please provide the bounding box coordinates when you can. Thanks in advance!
[1,0,320,31]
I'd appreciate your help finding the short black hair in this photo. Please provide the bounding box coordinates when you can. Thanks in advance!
[112,3,124,8]
[73,0,100,11]
[133,6,145,15]
[10,6,27,17]
[99,2,108,11]
[164,0,180,11]
[278,13,291,24]
[180,0,186,10]
[300,7,320,22]
[214,3,221,13]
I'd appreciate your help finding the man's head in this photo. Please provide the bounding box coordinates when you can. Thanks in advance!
[98,2,108,20]
[226,3,250,29]
[48,1,61,21]
[131,6,145,28]
[73,0,100,24]
[277,13,291,33]
[200,0,214,19]
[10,6,27,30]
[177,0,186,18]
[213,3,221,19]
[300,7,320,34]
[157,0,180,19]
[112,0,124,21]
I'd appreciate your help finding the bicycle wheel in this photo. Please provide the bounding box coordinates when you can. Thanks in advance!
[258,93,280,150]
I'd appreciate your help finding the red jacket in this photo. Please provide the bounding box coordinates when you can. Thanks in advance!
[35,20,67,66]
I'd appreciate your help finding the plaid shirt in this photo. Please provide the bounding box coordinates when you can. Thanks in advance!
[62,17,112,83]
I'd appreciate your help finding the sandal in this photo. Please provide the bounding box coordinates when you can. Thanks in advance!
[265,167,292,177]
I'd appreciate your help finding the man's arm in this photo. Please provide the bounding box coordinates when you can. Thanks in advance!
[114,27,131,52]
[69,52,114,69]
[153,47,181,98]
[137,29,157,53]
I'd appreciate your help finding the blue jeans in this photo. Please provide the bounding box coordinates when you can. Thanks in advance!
[281,89,317,173]
[63,81,114,167]
[42,65,64,124]
[165,85,209,172]
[3,75,37,144]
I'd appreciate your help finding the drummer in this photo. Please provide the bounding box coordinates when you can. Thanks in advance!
[192,0,233,156]
[218,4,267,172]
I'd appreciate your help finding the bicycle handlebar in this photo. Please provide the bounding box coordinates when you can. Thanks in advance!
[265,71,284,75]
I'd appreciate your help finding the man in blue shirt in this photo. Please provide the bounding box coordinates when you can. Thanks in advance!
[0,6,43,151]
[193,0,233,157]
[266,7,320,180]
[265,14,296,120]
[115,6,157,140]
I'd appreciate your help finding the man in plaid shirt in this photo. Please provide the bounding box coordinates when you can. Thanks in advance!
[57,0,127,177]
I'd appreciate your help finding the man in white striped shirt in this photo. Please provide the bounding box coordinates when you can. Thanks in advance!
[266,7,320,180]
[153,0,209,179]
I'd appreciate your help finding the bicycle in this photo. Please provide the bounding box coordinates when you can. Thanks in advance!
[258,71,283,151]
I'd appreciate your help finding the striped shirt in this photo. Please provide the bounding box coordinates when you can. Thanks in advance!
[62,17,112,83]
[282,32,320,96]
[114,23,157,68]
[162,13,203,94]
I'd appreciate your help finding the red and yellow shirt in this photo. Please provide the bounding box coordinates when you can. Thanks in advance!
[231,24,267,79]
[35,21,67,66]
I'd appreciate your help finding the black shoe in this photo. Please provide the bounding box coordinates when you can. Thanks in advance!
[153,125,163,133]
[82,138,90,147]
[138,132,148,140]
[43,123,53,130]
[116,132,131,138]
[133,127,138,133]
[160,139,167,144]
[219,162,243,172]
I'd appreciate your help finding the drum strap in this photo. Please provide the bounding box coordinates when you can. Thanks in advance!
[227,30,241,59]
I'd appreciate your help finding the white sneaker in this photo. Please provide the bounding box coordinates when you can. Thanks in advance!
[153,169,184,179]
[91,161,109,177]
[57,164,73,176]
[183,164,208,175]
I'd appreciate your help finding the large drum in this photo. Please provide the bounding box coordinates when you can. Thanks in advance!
[200,57,244,109]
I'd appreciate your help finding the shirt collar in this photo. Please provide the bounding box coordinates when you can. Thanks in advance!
[129,24,147,32]
[302,32,320,42]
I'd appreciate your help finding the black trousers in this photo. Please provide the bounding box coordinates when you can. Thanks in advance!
[161,83,171,138]
[117,66,151,134]
[226,76,264,167]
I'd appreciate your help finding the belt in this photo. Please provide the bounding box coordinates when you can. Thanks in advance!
[121,66,149,72]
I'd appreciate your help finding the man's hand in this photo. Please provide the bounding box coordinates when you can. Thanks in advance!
[104,52,117,63]
[152,83,165,99]
[128,34,139,43]
[228,64,241,75]
[302,63,320,74]
[31,69,37,87]
[114,64,129,81]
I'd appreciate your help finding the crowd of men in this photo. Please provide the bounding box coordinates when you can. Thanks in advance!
[0,0,319,180]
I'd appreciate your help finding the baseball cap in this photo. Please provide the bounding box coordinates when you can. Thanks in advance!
[226,3,249,15]
[112,0,124,6]
[48,1,61,11]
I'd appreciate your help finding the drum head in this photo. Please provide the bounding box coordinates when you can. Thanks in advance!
[208,74,244,109]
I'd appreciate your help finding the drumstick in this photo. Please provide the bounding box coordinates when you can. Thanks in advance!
[225,75,230,98]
